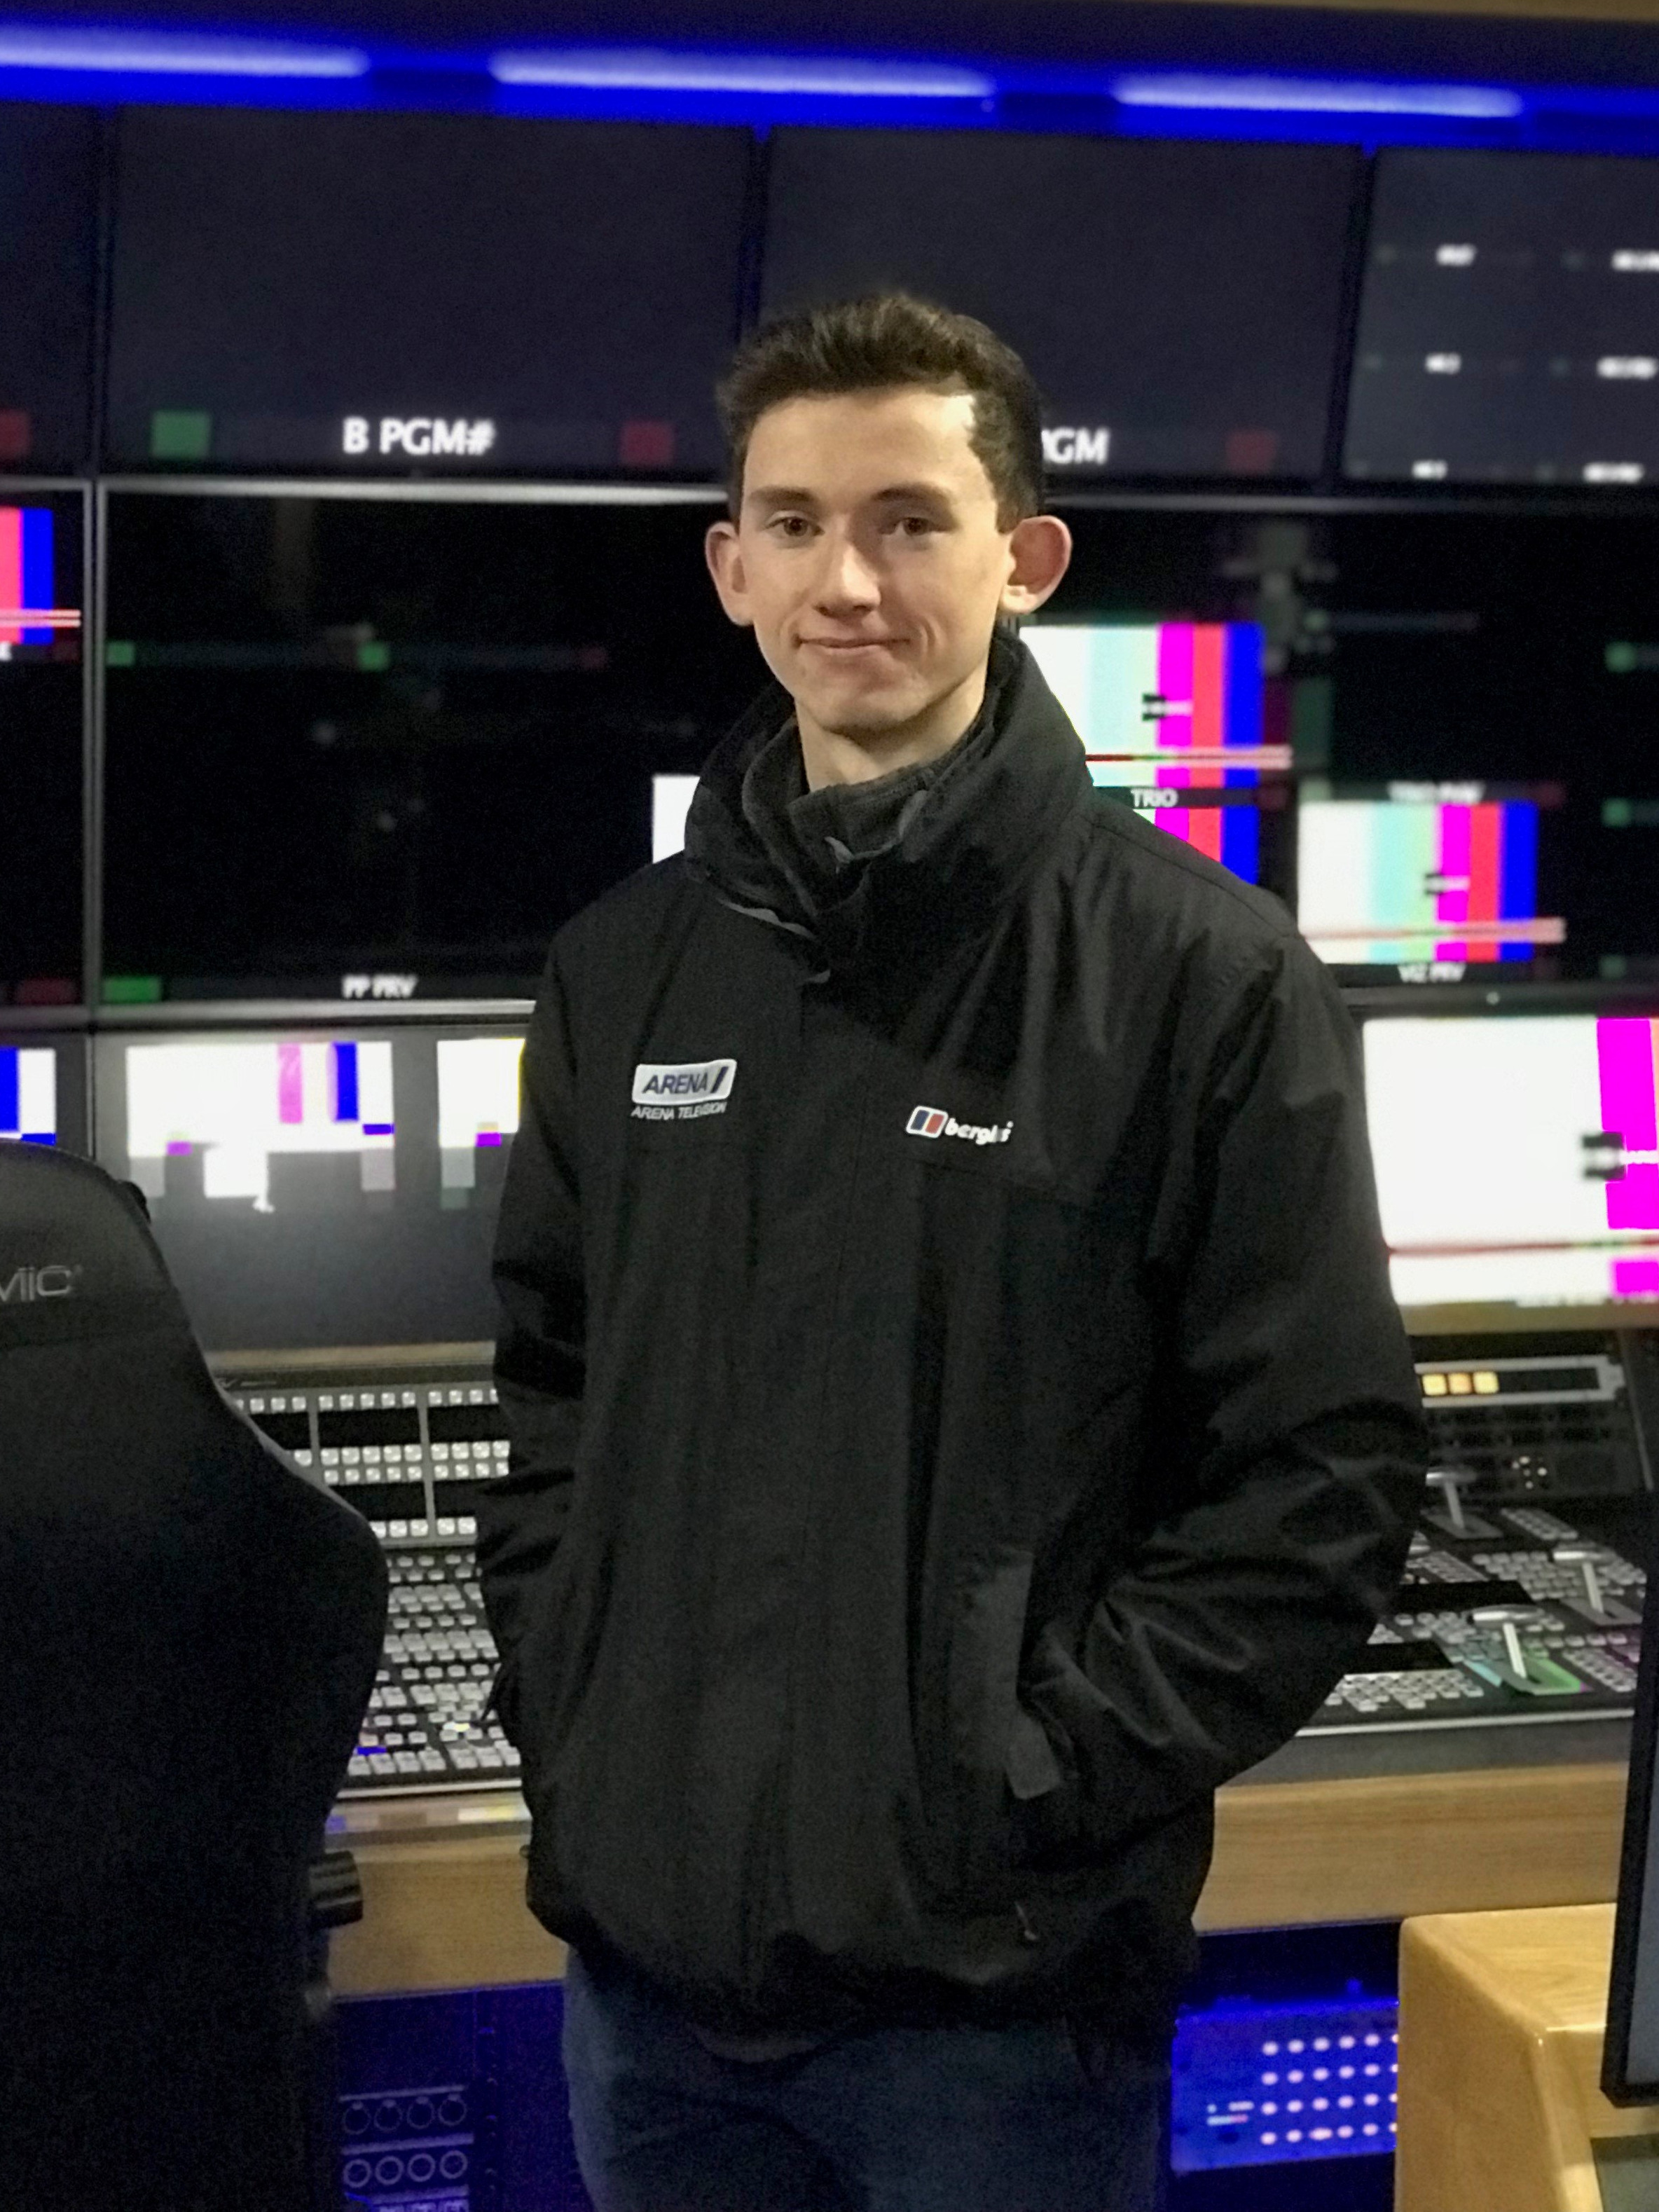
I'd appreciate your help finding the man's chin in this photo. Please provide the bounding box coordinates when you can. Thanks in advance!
[797,682,924,744]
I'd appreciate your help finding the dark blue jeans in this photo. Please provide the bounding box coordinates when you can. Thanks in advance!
[562,1947,1169,2212]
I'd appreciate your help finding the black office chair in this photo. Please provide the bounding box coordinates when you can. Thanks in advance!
[0,1143,387,2211]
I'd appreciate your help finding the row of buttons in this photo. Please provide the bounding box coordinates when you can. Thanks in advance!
[319,1510,479,1539]
[1325,1671,1485,1712]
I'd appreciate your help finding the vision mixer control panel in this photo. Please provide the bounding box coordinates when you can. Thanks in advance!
[222,1363,520,1796]
[1310,1338,1658,1733]
[224,1335,1659,1798]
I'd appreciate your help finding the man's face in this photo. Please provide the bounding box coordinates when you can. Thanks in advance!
[705,386,1065,750]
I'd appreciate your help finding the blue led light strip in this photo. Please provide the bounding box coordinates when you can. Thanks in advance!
[0,21,368,76]
[490,46,993,99]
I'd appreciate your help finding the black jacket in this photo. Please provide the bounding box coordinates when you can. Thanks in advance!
[480,636,1427,2043]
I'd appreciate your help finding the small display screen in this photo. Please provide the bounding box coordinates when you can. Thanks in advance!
[1364,1009,1659,1312]
[101,490,757,998]
[1297,786,1557,970]
[762,131,1359,481]
[0,1031,87,1155]
[0,490,84,1004]
[1347,149,1659,487]
[0,106,97,471]
[94,1024,523,1352]
[1024,619,1289,895]
[1024,623,1279,786]
[106,108,749,474]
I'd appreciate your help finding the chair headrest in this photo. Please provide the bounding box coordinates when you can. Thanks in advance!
[0,1143,188,1347]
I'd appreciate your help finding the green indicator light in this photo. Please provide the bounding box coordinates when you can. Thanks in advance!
[1605,798,1634,828]
[104,640,136,668]
[149,409,212,461]
[102,975,164,1005]
[356,640,390,672]
[1606,643,1639,675]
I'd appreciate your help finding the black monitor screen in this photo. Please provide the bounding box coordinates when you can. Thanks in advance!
[0,1028,88,1155]
[99,490,760,1001]
[0,105,97,472]
[1046,501,1659,989]
[0,488,83,1005]
[106,108,750,474]
[1347,149,1659,488]
[93,1022,525,1350]
[761,130,1360,481]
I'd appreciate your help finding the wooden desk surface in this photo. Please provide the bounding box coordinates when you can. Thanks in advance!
[327,1754,1632,2000]
[1395,1904,1659,2212]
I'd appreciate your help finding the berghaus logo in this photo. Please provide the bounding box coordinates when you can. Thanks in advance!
[0,1263,81,1303]
[907,1106,1013,1147]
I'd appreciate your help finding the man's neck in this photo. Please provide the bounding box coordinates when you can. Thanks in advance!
[796,660,989,792]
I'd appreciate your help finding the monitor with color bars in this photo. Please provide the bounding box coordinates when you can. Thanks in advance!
[1024,621,1283,788]
[124,1036,395,1207]
[1298,789,1557,967]
[1363,1008,1659,1314]
[0,505,74,649]
[0,1044,55,1144]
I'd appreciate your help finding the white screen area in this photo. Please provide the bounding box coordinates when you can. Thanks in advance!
[652,774,698,863]
[1365,1017,1612,1251]
[436,1036,523,1193]
[125,1038,395,1207]
[1365,1014,1659,1308]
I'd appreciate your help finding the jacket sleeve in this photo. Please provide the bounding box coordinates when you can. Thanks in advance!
[476,952,586,1738]
[1024,935,1429,1846]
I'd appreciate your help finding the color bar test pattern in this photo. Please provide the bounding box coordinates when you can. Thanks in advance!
[1298,797,1557,964]
[1025,622,1286,788]
[0,507,74,647]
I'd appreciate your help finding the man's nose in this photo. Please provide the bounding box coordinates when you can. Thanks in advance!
[813,532,881,612]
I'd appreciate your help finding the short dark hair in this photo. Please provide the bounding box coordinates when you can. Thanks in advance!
[717,291,1045,528]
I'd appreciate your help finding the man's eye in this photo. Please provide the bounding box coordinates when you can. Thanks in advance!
[770,514,813,537]
[895,515,938,535]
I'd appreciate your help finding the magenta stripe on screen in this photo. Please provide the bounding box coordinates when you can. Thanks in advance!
[1598,1019,1658,1150]
[1436,805,1470,926]
[1156,623,1193,754]
[276,1042,304,1126]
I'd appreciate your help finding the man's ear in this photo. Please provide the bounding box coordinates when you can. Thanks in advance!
[705,518,755,628]
[1000,513,1073,619]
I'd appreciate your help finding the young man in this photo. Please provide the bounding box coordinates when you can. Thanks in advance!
[480,294,1426,2212]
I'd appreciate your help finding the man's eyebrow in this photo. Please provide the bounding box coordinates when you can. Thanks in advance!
[743,481,960,511]
[745,485,822,511]
[869,482,958,506]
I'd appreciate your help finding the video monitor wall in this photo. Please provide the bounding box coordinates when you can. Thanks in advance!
[99,490,758,1001]
[93,1022,525,1349]
[0,489,84,1005]
[106,108,751,474]
[1346,149,1659,488]
[761,130,1360,481]
[0,106,97,472]
[1042,503,1659,987]
[1363,1008,1659,1317]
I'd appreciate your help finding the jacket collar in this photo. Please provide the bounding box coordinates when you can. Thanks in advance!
[684,633,1092,976]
